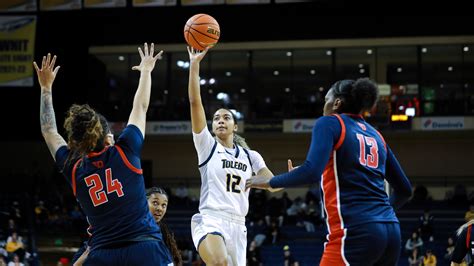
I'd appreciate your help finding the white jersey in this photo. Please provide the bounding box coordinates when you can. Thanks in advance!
[193,128,267,217]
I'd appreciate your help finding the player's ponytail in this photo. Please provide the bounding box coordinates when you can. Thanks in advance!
[64,104,104,166]
[234,134,250,149]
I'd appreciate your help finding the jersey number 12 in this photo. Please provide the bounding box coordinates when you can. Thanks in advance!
[226,174,241,193]
[85,168,124,207]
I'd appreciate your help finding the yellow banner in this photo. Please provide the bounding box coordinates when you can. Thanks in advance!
[0,16,36,87]
[0,0,37,12]
[84,0,126,8]
[40,0,81,10]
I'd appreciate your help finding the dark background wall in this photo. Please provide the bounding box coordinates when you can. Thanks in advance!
[2,1,474,140]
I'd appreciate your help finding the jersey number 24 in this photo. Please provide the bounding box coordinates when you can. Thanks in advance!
[356,133,379,169]
[85,168,124,207]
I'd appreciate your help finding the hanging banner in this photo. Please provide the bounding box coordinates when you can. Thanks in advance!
[84,0,126,8]
[40,0,81,11]
[0,0,37,12]
[0,16,36,87]
[132,0,176,7]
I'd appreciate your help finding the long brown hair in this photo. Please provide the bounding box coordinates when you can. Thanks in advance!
[63,104,105,166]
[146,187,182,265]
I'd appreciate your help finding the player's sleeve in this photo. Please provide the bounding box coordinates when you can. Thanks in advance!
[269,116,340,188]
[116,124,144,157]
[55,145,73,185]
[249,150,267,174]
[451,227,468,263]
[115,124,144,171]
[192,126,216,166]
[385,146,413,209]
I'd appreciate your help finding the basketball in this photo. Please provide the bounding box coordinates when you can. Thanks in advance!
[184,14,220,51]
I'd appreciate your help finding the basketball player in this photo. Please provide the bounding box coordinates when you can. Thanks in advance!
[73,187,182,266]
[35,43,173,265]
[451,220,474,266]
[187,46,280,266]
[247,78,413,266]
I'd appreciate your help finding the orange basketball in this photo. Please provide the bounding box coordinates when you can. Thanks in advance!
[184,14,220,51]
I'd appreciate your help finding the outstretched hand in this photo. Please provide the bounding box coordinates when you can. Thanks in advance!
[245,175,272,191]
[132,42,163,72]
[187,46,209,63]
[33,53,60,91]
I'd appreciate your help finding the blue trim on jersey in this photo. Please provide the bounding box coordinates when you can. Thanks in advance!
[197,231,225,251]
[243,148,254,173]
[234,144,240,158]
[198,141,218,168]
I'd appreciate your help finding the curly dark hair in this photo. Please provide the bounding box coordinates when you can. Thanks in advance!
[63,104,109,166]
[146,187,183,265]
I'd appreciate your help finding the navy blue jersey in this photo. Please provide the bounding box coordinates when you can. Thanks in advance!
[270,114,412,229]
[452,223,474,265]
[55,125,161,249]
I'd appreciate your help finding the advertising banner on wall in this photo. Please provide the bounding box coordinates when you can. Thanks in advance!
[0,16,36,87]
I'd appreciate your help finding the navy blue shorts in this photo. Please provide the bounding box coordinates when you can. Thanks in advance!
[83,240,172,266]
[320,222,401,266]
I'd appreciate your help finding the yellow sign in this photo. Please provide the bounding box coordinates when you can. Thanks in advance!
[391,114,408,122]
[0,16,36,87]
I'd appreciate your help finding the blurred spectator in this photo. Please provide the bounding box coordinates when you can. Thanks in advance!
[6,220,17,237]
[465,204,474,222]
[286,197,306,226]
[34,201,49,226]
[266,221,280,245]
[408,247,422,266]
[6,233,25,261]
[7,254,24,266]
[452,184,468,207]
[265,197,284,227]
[8,202,21,226]
[249,219,267,247]
[280,192,293,213]
[412,184,428,203]
[247,240,261,266]
[283,245,299,266]
[405,231,423,255]
[419,209,435,242]
[444,237,455,261]
[422,249,437,266]
[0,256,5,266]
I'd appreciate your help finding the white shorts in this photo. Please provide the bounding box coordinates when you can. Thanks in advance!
[191,210,247,266]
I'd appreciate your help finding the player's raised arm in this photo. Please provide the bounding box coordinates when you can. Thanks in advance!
[127,43,163,138]
[34,53,67,159]
[187,46,209,134]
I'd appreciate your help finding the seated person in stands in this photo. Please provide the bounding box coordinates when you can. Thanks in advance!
[408,247,422,266]
[283,245,299,266]
[6,233,25,262]
[419,209,435,242]
[423,249,437,266]
[405,231,424,255]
